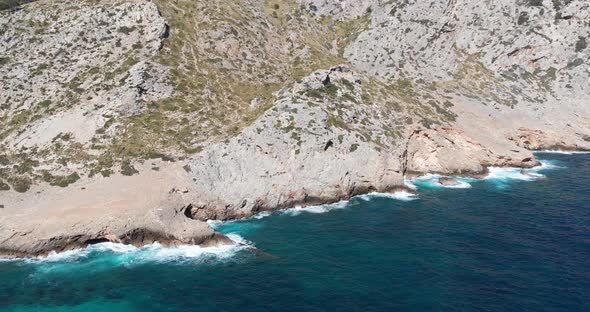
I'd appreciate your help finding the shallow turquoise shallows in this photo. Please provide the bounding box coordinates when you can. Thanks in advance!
[1,153,589,311]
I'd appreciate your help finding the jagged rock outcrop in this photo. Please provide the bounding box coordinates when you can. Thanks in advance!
[173,65,545,220]
[406,127,538,175]
[0,163,232,257]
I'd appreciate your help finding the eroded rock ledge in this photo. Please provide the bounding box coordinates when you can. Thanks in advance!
[0,229,231,258]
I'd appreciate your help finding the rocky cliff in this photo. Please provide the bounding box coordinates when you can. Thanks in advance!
[0,0,589,256]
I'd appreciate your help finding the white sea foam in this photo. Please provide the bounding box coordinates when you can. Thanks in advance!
[411,174,474,189]
[484,167,544,181]
[481,159,566,189]
[206,219,226,228]
[131,236,249,264]
[404,177,418,190]
[441,180,472,189]
[207,211,273,230]
[485,160,561,182]
[280,200,349,216]
[409,160,562,190]
[356,191,419,201]
[210,191,419,231]
[279,190,419,216]
[28,242,136,264]
[252,211,272,219]
[10,234,251,266]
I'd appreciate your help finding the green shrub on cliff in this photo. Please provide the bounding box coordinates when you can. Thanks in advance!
[0,180,10,191]
[120,160,139,176]
[7,176,31,193]
[50,172,80,188]
[41,170,80,188]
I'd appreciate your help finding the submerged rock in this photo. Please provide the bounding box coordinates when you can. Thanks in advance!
[438,177,461,187]
[520,169,541,178]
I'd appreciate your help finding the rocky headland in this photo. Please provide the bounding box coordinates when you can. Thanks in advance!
[0,0,589,257]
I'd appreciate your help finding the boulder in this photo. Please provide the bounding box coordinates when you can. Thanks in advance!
[438,177,461,187]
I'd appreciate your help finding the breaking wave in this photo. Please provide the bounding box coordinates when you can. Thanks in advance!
[209,192,419,235]
[6,234,251,270]
[210,191,418,229]
[280,200,350,216]
[484,160,562,188]
[356,191,419,201]
[214,191,418,224]
[410,160,562,190]
[484,167,544,182]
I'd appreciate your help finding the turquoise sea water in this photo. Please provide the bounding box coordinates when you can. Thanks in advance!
[1,153,589,311]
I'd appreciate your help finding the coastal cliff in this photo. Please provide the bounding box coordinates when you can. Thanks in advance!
[0,0,589,257]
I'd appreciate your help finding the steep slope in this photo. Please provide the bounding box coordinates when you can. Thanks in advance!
[0,0,589,256]
[304,0,590,153]
[0,0,171,192]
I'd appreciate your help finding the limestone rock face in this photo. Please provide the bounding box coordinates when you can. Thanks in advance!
[406,127,538,175]
[302,0,590,154]
[185,66,409,219]
[0,0,172,150]
[179,66,542,219]
[510,128,589,151]
[317,0,590,86]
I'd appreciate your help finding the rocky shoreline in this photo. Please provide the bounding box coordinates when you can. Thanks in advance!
[0,61,588,257]
[0,230,232,259]
[0,148,574,259]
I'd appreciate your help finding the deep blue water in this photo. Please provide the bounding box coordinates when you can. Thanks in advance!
[1,153,590,311]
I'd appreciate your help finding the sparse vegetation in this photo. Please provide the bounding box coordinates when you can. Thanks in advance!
[117,26,136,35]
[321,83,339,97]
[0,180,10,191]
[50,172,80,187]
[575,37,587,52]
[120,160,139,176]
[326,115,350,131]
[7,176,32,193]
[322,12,371,57]
[38,100,51,109]
[527,0,543,6]
[518,12,529,25]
